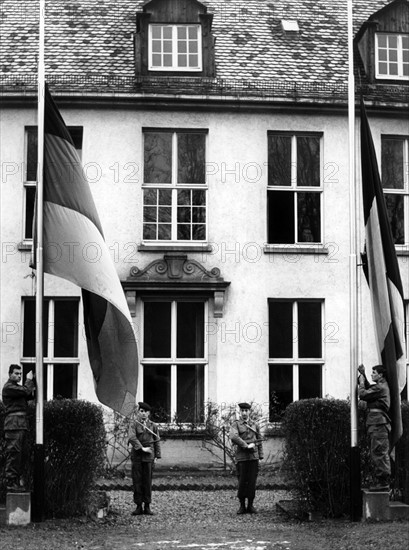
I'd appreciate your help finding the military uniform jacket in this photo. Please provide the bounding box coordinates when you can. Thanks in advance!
[128,418,161,462]
[358,379,391,427]
[2,379,35,431]
[230,419,264,462]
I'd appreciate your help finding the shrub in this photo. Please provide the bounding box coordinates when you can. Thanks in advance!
[282,398,352,518]
[0,399,106,517]
[395,401,409,504]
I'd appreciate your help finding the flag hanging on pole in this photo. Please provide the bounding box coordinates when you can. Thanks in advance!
[360,98,406,450]
[35,84,138,416]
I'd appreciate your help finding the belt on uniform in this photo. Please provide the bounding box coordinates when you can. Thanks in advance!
[368,408,387,414]
[6,412,26,416]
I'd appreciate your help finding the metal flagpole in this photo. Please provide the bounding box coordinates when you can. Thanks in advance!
[347,0,361,521]
[32,0,46,523]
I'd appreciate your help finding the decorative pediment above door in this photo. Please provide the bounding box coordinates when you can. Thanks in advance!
[123,254,230,318]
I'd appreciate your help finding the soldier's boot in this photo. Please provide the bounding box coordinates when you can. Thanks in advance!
[247,499,257,514]
[237,499,246,514]
[131,504,143,516]
[144,503,154,515]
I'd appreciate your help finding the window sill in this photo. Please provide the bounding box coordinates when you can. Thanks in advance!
[138,243,213,253]
[264,244,329,255]
[396,248,409,256]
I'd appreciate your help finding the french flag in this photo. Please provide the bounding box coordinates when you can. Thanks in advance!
[360,98,406,450]
[41,85,138,416]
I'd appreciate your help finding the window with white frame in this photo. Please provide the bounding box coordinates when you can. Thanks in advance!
[149,24,202,71]
[142,129,207,242]
[21,297,79,400]
[375,33,409,80]
[23,126,83,241]
[268,299,323,420]
[382,135,409,246]
[142,300,207,423]
[403,300,409,402]
[267,132,322,245]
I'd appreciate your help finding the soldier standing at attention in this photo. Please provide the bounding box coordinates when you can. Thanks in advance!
[230,402,264,514]
[128,402,161,515]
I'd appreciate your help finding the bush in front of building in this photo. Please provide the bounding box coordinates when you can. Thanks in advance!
[395,400,409,504]
[0,399,106,517]
[282,398,352,518]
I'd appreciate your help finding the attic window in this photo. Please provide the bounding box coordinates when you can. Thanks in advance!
[149,24,202,71]
[375,33,409,80]
[281,20,300,33]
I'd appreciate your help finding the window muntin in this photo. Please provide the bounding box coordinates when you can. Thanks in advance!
[21,297,79,399]
[23,127,83,241]
[143,130,207,242]
[142,300,207,423]
[267,133,322,245]
[149,24,202,71]
[375,33,409,80]
[381,136,409,246]
[268,299,323,420]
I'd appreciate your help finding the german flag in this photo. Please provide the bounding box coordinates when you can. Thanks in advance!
[39,84,138,416]
[360,98,406,450]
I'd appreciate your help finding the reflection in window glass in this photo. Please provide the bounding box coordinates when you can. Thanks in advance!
[177,302,204,358]
[177,364,204,423]
[144,364,171,422]
[144,302,172,358]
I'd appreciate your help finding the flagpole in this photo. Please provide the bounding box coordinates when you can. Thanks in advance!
[32,0,46,523]
[347,0,361,521]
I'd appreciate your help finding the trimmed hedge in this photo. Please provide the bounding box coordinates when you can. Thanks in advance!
[282,398,409,518]
[0,399,106,517]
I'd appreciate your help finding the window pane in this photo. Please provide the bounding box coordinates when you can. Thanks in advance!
[382,138,404,189]
[26,128,38,181]
[25,186,36,239]
[143,302,171,358]
[144,364,171,422]
[144,133,172,183]
[177,302,204,358]
[158,224,172,240]
[298,302,322,358]
[267,191,294,244]
[23,299,49,357]
[192,224,206,240]
[297,136,320,187]
[385,194,405,245]
[268,135,291,186]
[177,133,206,183]
[269,301,293,358]
[299,364,322,399]
[269,364,293,420]
[54,300,79,357]
[176,364,204,423]
[53,364,78,399]
[297,192,321,242]
[177,224,191,240]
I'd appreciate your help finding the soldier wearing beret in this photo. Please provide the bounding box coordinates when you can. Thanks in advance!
[128,402,161,515]
[230,402,264,514]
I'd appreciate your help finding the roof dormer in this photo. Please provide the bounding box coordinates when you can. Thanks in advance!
[356,0,409,83]
[134,0,215,77]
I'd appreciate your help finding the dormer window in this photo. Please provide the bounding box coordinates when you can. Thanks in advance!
[149,24,202,71]
[375,33,409,80]
[135,0,214,77]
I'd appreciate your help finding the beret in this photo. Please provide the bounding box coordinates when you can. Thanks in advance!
[138,402,151,412]
[238,402,251,410]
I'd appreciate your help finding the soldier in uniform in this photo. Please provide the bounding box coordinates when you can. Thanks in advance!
[358,364,391,491]
[230,402,264,514]
[2,364,35,492]
[128,402,161,515]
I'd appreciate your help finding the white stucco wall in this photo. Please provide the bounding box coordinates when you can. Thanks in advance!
[1,103,408,416]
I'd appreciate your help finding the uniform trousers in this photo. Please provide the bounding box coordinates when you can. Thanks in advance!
[236,460,259,500]
[131,460,154,505]
[4,429,28,486]
[368,424,391,483]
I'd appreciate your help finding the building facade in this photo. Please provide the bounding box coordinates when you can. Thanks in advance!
[1,0,408,437]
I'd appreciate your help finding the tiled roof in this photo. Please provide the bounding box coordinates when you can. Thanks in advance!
[0,0,407,104]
